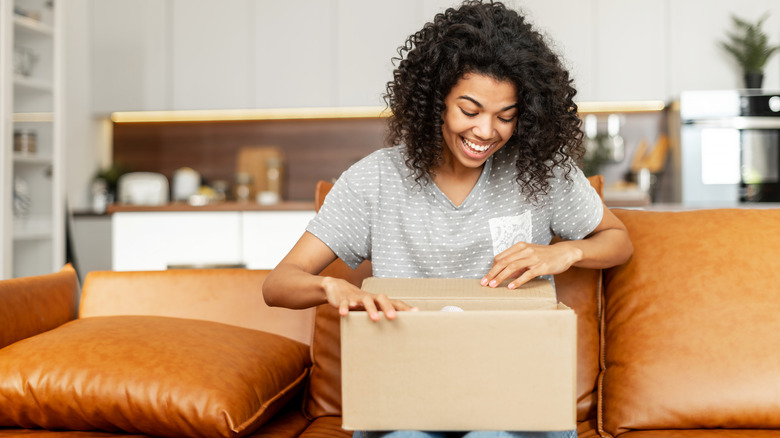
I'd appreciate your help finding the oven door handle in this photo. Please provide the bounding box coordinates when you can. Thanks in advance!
[684,117,780,130]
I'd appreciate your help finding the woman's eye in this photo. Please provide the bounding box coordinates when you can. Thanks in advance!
[498,116,516,123]
[460,108,477,117]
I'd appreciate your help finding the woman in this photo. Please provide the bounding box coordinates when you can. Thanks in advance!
[264,1,632,436]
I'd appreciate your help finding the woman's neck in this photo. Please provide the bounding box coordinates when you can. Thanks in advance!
[431,158,484,207]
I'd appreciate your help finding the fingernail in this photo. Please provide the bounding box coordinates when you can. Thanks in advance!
[489,280,497,287]
[387,310,396,319]
[480,278,488,286]
[508,283,516,289]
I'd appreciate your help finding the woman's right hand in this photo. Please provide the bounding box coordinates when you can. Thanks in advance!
[264,232,416,321]
[321,276,416,321]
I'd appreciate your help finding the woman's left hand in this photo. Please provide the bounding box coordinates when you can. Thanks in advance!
[481,241,583,289]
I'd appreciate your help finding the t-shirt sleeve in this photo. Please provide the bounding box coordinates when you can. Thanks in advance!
[549,163,604,241]
[306,166,373,270]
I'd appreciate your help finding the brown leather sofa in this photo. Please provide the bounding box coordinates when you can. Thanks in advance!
[2,179,780,437]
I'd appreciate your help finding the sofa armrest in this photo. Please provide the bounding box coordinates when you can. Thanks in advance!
[0,264,79,349]
[80,268,315,345]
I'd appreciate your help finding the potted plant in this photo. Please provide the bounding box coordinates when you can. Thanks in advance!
[720,12,780,89]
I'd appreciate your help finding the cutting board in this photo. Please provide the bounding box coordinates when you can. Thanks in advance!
[236,146,285,198]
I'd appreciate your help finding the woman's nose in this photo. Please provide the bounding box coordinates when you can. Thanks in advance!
[473,116,495,139]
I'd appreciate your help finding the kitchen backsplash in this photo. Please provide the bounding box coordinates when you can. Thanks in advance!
[112,108,671,203]
[112,117,388,202]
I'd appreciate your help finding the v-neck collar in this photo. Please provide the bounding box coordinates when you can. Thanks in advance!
[426,155,494,210]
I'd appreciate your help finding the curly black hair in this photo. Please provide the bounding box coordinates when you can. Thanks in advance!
[384,0,584,202]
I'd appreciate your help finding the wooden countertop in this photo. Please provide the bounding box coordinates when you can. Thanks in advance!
[106,201,315,214]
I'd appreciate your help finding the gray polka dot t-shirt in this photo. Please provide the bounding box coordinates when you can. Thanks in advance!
[306,145,603,279]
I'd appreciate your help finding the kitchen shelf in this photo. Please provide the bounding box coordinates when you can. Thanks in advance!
[13,13,53,37]
[14,75,53,92]
[13,153,53,165]
[13,112,54,122]
[2,0,64,279]
[13,228,54,241]
[13,215,54,241]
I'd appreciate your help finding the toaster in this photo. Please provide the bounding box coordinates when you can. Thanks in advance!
[118,172,170,206]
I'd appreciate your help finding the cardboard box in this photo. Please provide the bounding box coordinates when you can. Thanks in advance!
[340,277,576,432]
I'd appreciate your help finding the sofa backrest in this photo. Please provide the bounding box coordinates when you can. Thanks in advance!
[600,208,780,437]
[0,264,79,349]
[304,178,605,423]
[80,268,315,346]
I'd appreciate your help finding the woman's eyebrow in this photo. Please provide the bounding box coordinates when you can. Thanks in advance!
[457,96,518,111]
[457,95,484,107]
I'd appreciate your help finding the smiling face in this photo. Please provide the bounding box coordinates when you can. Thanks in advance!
[439,73,519,174]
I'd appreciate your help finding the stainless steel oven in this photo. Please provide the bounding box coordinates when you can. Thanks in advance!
[680,90,780,205]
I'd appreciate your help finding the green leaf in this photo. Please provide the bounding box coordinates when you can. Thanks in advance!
[720,12,780,73]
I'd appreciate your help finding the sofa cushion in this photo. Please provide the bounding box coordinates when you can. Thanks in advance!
[244,404,311,438]
[556,170,605,423]
[298,416,353,437]
[600,209,780,437]
[80,269,315,346]
[0,315,311,438]
[304,259,373,420]
[303,304,344,419]
[0,264,78,350]
[615,432,780,438]
[554,263,602,422]
[0,431,151,437]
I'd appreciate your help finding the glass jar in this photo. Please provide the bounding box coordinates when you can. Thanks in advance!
[235,173,252,203]
[13,129,37,154]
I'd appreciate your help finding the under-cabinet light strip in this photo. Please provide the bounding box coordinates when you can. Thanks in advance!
[577,100,667,113]
[110,106,391,123]
[110,101,666,124]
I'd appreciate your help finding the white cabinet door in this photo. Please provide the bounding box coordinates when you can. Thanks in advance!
[519,0,597,101]
[594,0,668,101]
[171,0,253,110]
[242,211,315,270]
[253,0,338,108]
[335,0,423,106]
[90,0,168,112]
[112,212,243,271]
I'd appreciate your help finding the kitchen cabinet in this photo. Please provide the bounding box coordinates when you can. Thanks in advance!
[112,209,314,271]
[0,0,64,279]
[71,213,112,279]
[334,0,422,107]
[171,0,253,110]
[89,0,167,113]
[595,0,668,101]
[86,0,780,112]
[520,0,597,101]
[112,211,244,271]
[253,0,337,108]
[242,210,315,270]
[523,0,666,102]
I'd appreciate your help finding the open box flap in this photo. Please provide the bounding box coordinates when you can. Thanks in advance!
[361,277,556,303]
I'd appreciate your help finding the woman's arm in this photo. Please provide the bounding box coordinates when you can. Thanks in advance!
[481,204,633,289]
[263,232,414,320]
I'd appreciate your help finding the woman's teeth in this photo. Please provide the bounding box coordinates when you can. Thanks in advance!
[462,137,491,153]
